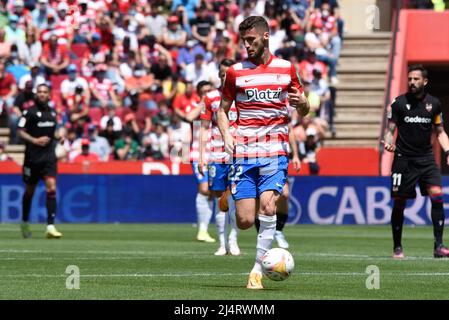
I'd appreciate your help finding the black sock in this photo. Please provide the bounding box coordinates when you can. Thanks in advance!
[276,212,288,231]
[255,217,260,233]
[392,199,406,249]
[431,201,444,248]
[22,192,33,222]
[46,191,57,225]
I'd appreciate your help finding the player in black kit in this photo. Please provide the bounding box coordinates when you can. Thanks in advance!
[383,65,449,258]
[18,83,62,239]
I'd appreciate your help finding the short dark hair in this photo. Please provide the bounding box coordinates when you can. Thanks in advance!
[239,16,269,34]
[37,83,50,91]
[220,59,235,67]
[408,64,428,78]
[196,80,211,93]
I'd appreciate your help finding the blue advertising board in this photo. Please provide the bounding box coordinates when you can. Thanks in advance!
[1,175,448,224]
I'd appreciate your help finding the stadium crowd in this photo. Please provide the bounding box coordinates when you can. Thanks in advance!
[0,0,342,166]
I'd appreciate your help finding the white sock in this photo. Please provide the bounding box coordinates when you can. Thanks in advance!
[251,214,276,274]
[215,199,227,247]
[227,195,238,244]
[196,193,212,232]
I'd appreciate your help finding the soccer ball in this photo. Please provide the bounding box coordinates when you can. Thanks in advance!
[261,248,294,281]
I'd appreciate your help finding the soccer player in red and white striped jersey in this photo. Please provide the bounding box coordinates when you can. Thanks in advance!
[199,59,240,256]
[217,16,309,289]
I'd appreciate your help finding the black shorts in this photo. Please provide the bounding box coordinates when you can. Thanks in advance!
[391,155,441,199]
[23,161,57,185]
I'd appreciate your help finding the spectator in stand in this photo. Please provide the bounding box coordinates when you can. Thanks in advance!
[4,15,26,46]
[84,123,111,161]
[9,79,34,144]
[99,118,121,155]
[162,73,186,104]
[61,64,90,106]
[17,29,42,67]
[10,0,31,34]
[191,4,215,51]
[152,100,172,128]
[6,45,29,82]
[40,34,70,78]
[310,69,334,135]
[307,1,341,84]
[145,3,167,43]
[0,61,18,114]
[121,90,152,142]
[31,0,59,32]
[0,141,12,161]
[149,53,173,92]
[233,2,256,33]
[162,15,187,59]
[168,113,191,162]
[176,39,207,72]
[100,104,123,131]
[172,80,200,122]
[114,127,139,160]
[82,32,109,72]
[298,50,328,83]
[299,127,321,175]
[90,63,120,109]
[313,0,344,40]
[72,138,100,163]
[139,34,172,70]
[66,84,89,133]
[184,53,210,86]
[125,63,156,112]
[268,19,286,55]
[143,123,169,160]
[0,28,11,60]
[18,62,46,92]
[171,0,198,22]
[73,0,96,44]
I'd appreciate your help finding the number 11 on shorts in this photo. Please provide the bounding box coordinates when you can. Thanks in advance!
[392,173,402,186]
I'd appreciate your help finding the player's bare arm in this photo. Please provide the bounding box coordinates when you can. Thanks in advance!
[435,124,449,165]
[198,119,210,175]
[382,120,397,152]
[217,96,234,155]
[288,86,309,116]
[185,102,205,123]
[18,129,50,147]
[288,124,301,172]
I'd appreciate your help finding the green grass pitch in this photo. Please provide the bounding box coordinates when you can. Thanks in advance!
[1,223,449,299]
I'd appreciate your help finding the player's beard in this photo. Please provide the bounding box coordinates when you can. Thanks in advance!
[409,84,424,96]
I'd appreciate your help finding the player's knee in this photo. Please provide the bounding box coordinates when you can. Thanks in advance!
[237,217,254,230]
[429,188,443,203]
[393,197,407,210]
[259,202,276,216]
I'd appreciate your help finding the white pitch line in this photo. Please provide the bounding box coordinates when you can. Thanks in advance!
[0,272,249,278]
[1,272,449,279]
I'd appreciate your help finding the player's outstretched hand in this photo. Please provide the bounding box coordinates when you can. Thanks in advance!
[381,139,396,153]
[34,136,51,147]
[288,86,309,116]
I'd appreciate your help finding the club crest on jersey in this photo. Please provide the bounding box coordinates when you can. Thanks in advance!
[406,104,411,110]
[244,87,282,102]
[426,103,432,112]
